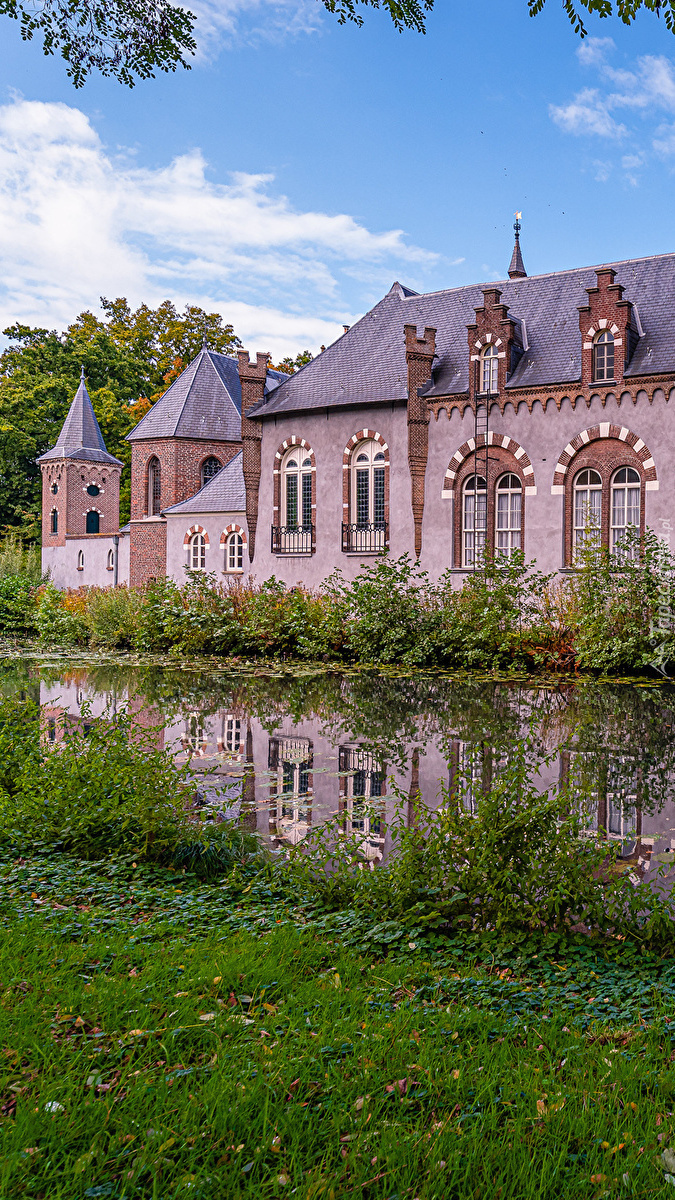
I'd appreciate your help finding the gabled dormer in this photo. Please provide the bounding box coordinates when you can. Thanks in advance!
[467,288,524,404]
[578,267,639,388]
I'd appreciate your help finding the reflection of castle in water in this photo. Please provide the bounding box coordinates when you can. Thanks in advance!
[37,675,675,879]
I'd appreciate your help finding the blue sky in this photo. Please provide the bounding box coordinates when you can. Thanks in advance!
[0,0,674,357]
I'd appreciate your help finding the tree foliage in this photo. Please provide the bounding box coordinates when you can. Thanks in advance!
[0,0,196,87]
[0,298,241,534]
[529,0,675,36]
[270,350,314,376]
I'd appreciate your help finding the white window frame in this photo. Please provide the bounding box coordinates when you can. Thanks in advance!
[481,344,499,394]
[282,449,312,530]
[593,330,615,382]
[351,440,386,530]
[77,549,85,571]
[495,473,522,557]
[573,468,602,558]
[225,531,244,573]
[189,532,206,570]
[462,474,487,567]
[611,466,640,558]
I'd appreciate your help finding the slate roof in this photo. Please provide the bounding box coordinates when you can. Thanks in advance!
[162,450,246,515]
[248,252,675,418]
[127,348,286,443]
[38,372,123,466]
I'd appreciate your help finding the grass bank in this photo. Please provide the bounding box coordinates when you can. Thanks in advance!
[4,528,675,674]
[2,848,675,1199]
[1,697,675,1196]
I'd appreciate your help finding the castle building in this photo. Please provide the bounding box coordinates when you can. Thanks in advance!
[41,230,675,589]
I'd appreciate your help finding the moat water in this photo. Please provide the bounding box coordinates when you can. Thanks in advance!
[3,651,675,878]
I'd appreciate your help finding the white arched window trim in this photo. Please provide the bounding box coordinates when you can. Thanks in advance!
[573,468,602,558]
[495,473,522,556]
[462,474,487,567]
[593,330,615,383]
[77,549,85,571]
[611,466,640,558]
[225,530,244,573]
[281,447,313,530]
[481,344,499,394]
[188,532,207,570]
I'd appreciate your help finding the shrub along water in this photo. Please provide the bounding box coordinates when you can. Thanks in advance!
[1,529,675,672]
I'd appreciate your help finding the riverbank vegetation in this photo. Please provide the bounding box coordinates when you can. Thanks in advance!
[1,697,675,1196]
[3,530,675,675]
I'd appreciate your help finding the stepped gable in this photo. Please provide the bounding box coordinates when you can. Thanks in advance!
[38,371,122,465]
[162,450,246,514]
[246,254,675,417]
[127,348,286,443]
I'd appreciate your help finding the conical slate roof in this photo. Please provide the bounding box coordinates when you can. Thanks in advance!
[508,236,527,280]
[127,347,285,444]
[38,371,123,465]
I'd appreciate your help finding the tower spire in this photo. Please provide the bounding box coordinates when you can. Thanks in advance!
[508,212,527,280]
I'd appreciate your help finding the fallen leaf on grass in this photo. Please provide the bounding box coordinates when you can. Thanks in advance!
[199,1013,215,1022]
[662,1148,675,1173]
[452,1070,460,1080]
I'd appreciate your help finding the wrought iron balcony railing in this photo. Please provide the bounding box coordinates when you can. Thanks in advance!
[271,525,314,555]
[341,522,388,553]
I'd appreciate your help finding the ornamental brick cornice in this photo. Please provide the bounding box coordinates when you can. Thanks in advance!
[427,375,675,419]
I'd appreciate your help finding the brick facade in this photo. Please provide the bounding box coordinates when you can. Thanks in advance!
[239,351,269,562]
[451,443,527,568]
[578,268,636,390]
[41,458,121,546]
[467,288,522,404]
[129,518,167,587]
[561,434,648,565]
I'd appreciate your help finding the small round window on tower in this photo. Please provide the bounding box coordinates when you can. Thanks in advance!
[86,483,100,497]
[51,483,58,495]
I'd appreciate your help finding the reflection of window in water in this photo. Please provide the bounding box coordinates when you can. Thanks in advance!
[268,736,312,845]
[339,745,386,861]
[449,740,510,815]
[185,713,206,755]
[217,715,242,758]
[560,749,639,844]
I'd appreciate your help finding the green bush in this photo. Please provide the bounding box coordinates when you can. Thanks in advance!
[85,583,143,648]
[291,733,675,951]
[0,533,42,582]
[0,574,39,636]
[34,583,88,646]
[0,698,196,861]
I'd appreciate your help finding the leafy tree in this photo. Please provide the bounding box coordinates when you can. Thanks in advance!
[0,0,196,87]
[0,299,242,534]
[271,350,314,376]
[528,0,675,36]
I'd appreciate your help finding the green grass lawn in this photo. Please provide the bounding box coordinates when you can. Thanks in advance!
[2,851,675,1199]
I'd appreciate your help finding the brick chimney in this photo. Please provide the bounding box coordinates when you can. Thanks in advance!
[238,350,269,562]
[404,324,436,561]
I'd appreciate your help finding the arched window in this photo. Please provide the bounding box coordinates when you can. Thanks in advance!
[593,330,615,382]
[201,456,222,487]
[282,451,312,529]
[50,482,58,495]
[189,532,206,570]
[495,473,522,556]
[225,531,244,572]
[573,468,602,557]
[106,548,115,571]
[481,344,499,394]
[611,466,640,557]
[50,509,58,535]
[147,456,161,516]
[77,550,85,571]
[462,475,487,567]
[86,510,100,534]
[352,440,385,529]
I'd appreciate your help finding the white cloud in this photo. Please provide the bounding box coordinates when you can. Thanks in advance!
[189,0,323,60]
[549,88,627,139]
[0,97,436,359]
[576,36,615,67]
[551,42,675,185]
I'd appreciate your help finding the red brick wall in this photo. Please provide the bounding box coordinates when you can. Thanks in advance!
[129,520,167,587]
[405,324,435,559]
[130,439,241,520]
[41,459,120,546]
[453,445,526,566]
[467,288,521,403]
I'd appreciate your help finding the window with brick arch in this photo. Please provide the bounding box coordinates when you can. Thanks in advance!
[573,469,602,558]
[50,509,58,534]
[593,331,615,382]
[225,531,244,572]
[462,474,487,567]
[189,532,206,570]
[481,344,499,394]
[351,440,385,529]
[86,510,100,534]
[283,450,312,530]
[201,456,222,487]
[147,456,161,516]
[495,473,522,556]
[611,467,641,559]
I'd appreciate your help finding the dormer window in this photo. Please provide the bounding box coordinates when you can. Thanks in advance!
[593,330,615,382]
[481,344,499,394]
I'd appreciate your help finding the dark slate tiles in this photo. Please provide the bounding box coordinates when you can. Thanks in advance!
[163,451,246,514]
